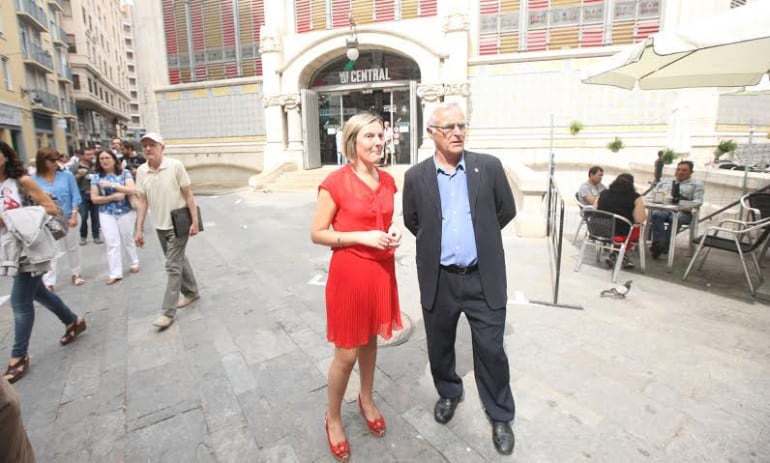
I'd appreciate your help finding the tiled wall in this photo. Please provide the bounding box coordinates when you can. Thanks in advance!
[157,84,265,139]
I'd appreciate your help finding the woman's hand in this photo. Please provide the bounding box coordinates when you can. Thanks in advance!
[387,224,402,249]
[112,192,126,201]
[98,180,112,189]
[361,230,397,250]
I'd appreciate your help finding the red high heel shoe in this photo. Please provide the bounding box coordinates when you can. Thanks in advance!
[358,395,386,437]
[325,413,350,462]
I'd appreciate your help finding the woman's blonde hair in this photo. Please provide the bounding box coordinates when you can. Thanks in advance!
[341,112,383,162]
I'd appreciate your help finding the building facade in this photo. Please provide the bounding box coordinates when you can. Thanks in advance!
[121,1,143,140]
[0,0,77,161]
[141,0,768,183]
[63,0,130,147]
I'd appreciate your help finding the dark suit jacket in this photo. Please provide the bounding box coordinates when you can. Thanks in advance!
[403,151,516,311]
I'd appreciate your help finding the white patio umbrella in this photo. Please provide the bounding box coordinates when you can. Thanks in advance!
[582,1,770,90]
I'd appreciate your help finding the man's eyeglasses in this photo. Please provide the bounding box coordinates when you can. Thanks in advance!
[430,123,467,134]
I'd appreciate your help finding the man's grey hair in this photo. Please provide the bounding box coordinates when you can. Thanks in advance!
[427,102,464,127]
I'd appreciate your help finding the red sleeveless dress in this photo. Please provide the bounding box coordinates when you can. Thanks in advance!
[319,165,402,348]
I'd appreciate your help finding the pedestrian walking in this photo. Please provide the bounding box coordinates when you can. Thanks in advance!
[0,142,86,385]
[33,148,85,290]
[91,149,140,285]
[402,102,517,456]
[0,377,35,462]
[134,133,200,330]
[310,113,402,462]
[70,148,101,245]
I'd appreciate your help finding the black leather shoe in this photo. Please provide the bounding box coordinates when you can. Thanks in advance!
[433,396,462,424]
[650,241,663,259]
[492,421,515,455]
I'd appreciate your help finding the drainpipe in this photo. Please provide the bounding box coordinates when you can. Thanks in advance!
[183,0,196,81]
[232,0,242,76]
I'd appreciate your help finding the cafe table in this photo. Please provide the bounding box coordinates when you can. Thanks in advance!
[643,198,702,271]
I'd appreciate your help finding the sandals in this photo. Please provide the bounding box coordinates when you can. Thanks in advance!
[3,355,29,384]
[325,413,350,462]
[60,317,87,345]
[358,395,386,436]
[71,275,86,286]
[106,278,122,286]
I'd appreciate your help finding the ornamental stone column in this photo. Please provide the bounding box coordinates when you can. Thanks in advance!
[416,83,445,162]
[441,11,470,113]
[259,23,285,172]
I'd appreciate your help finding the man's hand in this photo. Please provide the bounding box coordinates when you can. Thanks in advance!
[68,215,78,228]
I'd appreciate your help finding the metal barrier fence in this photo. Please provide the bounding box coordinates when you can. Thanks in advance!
[530,174,582,310]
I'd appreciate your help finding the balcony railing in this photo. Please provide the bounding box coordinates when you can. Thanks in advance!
[51,25,68,45]
[16,0,48,31]
[48,0,63,11]
[32,89,60,111]
[57,63,73,81]
[21,42,53,70]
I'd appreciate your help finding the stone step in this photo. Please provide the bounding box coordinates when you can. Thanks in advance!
[266,164,409,192]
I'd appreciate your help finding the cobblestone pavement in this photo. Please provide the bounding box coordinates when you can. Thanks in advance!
[1,190,768,462]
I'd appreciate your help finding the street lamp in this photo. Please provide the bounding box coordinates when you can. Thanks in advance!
[345,16,359,61]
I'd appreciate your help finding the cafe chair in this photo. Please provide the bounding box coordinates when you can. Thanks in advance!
[573,192,592,245]
[683,216,770,296]
[575,209,646,283]
[741,192,770,263]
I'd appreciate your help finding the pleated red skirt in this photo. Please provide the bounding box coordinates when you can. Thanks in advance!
[326,249,402,348]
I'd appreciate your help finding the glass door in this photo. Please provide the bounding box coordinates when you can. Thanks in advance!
[318,86,416,166]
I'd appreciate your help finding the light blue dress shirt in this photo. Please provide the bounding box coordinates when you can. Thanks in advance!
[435,155,478,267]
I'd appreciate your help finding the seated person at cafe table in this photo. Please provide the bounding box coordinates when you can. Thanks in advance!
[596,173,647,269]
[577,165,607,206]
[649,161,704,259]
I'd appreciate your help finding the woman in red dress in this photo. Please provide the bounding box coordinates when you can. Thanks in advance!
[311,113,402,462]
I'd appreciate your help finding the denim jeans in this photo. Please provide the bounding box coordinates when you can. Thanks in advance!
[79,196,100,240]
[11,272,78,357]
[156,229,199,318]
[651,210,692,247]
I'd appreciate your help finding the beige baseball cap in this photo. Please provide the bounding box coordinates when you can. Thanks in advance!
[140,132,165,145]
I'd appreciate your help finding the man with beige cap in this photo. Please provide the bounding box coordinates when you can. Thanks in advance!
[134,132,200,329]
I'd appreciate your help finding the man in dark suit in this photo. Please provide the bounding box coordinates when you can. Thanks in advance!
[403,102,517,455]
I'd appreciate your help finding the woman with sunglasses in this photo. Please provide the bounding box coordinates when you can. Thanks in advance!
[33,147,85,290]
[1,142,86,384]
[90,149,139,285]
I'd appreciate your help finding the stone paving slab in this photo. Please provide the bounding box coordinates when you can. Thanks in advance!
[0,189,768,462]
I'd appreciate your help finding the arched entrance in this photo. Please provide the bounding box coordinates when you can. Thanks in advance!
[304,51,421,167]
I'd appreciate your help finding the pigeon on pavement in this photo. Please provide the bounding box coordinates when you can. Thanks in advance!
[601,280,632,299]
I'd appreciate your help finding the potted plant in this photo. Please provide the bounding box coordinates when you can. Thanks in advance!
[661,148,676,164]
[713,139,737,160]
[569,120,584,136]
[607,137,624,153]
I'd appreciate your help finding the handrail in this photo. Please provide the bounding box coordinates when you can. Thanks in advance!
[698,183,770,224]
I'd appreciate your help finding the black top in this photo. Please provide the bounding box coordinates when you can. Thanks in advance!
[597,190,639,236]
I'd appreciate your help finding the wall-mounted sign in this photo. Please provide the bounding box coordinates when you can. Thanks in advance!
[338,67,391,85]
[0,103,21,127]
